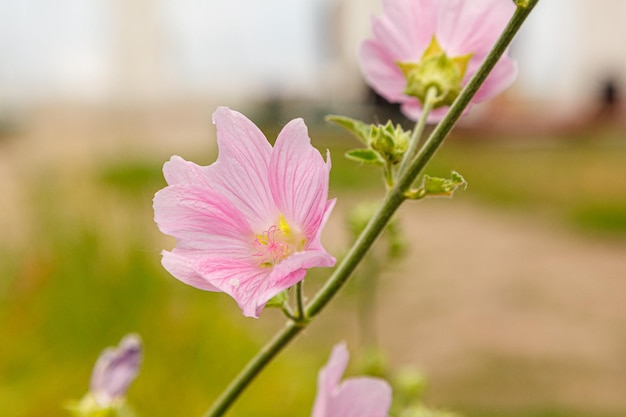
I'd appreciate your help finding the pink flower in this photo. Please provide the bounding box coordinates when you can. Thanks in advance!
[312,344,392,417]
[153,107,336,318]
[90,334,142,407]
[359,0,518,122]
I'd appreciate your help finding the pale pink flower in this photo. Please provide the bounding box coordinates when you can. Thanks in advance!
[360,0,518,122]
[312,343,392,417]
[153,107,335,318]
[90,334,142,407]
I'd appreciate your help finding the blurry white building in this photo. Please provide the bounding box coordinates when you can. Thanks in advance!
[0,0,625,111]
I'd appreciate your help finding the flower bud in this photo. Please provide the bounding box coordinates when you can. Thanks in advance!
[369,121,410,164]
[90,334,142,407]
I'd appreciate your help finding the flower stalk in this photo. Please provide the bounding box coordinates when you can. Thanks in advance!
[397,86,438,177]
[202,1,539,416]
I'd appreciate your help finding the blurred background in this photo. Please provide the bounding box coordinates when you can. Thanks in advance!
[1,0,625,416]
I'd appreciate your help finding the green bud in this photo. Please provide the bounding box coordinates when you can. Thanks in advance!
[370,124,395,156]
[398,37,472,108]
[370,121,411,164]
[514,0,531,8]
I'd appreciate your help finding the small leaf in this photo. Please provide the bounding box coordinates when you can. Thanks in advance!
[422,171,466,197]
[326,115,372,145]
[345,149,385,166]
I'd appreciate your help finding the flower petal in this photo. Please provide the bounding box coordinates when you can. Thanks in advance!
[193,257,275,318]
[472,56,518,102]
[205,107,277,230]
[437,0,514,56]
[312,343,350,417]
[328,378,392,417]
[359,40,408,103]
[162,155,211,187]
[161,249,221,292]
[269,118,331,241]
[268,250,335,291]
[154,184,252,256]
[90,335,142,406]
[312,343,392,417]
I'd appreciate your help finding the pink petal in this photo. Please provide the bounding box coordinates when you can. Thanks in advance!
[205,107,277,231]
[328,379,392,417]
[437,0,514,56]
[153,184,252,256]
[162,155,211,187]
[161,249,221,292]
[267,250,335,292]
[193,257,275,318]
[312,343,350,417]
[269,118,331,241]
[312,343,392,417]
[307,199,337,251]
[359,40,408,103]
[472,56,518,102]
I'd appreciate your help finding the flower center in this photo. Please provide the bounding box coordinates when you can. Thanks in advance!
[253,215,305,268]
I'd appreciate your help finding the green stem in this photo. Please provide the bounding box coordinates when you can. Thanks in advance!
[295,281,306,320]
[202,3,539,416]
[397,86,438,177]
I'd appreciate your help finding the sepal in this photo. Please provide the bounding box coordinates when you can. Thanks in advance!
[406,171,467,199]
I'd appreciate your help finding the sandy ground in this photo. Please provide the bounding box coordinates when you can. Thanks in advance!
[353,200,626,412]
[2,105,626,414]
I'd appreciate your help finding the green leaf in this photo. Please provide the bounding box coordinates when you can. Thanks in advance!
[345,149,385,166]
[326,115,372,145]
[422,171,466,197]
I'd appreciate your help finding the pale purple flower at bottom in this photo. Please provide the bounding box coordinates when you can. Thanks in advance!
[89,334,142,407]
[153,107,336,318]
[312,343,392,417]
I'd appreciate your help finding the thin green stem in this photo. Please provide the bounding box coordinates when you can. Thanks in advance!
[383,161,394,189]
[201,3,538,416]
[397,86,438,176]
[295,281,306,320]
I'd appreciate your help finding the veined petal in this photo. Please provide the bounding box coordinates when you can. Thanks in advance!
[161,249,221,292]
[154,184,252,255]
[205,107,277,230]
[269,119,331,241]
[379,0,435,57]
[162,155,211,187]
[307,199,337,251]
[437,0,514,56]
[193,257,276,318]
[268,250,335,290]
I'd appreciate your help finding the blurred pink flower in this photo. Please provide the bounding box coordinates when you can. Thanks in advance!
[359,0,517,122]
[90,334,142,407]
[153,107,335,318]
[312,343,392,417]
